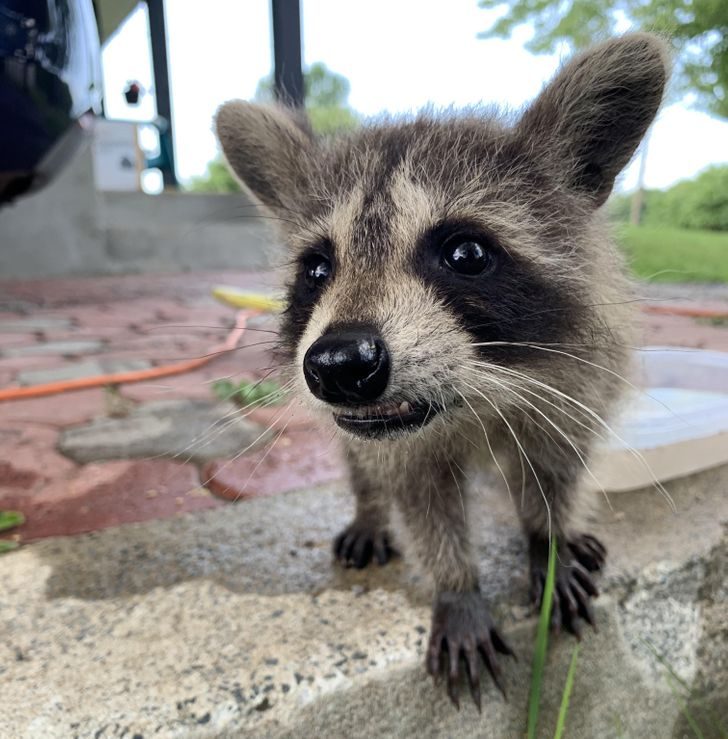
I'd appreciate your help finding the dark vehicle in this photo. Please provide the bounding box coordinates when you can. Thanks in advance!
[0,0,102,204]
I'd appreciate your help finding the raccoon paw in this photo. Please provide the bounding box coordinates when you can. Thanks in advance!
[426,590,514,711]
[333,522,396,569]
[529,534,606,638]
[568,533,607,572]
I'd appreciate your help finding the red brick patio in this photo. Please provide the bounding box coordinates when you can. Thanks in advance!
[1,271,727,544]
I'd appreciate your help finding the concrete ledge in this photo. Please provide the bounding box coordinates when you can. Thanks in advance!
[1,149,278,278]
[1,465,726,737]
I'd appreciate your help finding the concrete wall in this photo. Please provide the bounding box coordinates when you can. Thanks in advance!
[1,148,277,279]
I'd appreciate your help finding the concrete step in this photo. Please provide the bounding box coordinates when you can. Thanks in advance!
[1,465,726,737]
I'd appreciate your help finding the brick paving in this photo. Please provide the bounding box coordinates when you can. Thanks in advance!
[1,271,727,544]
[0,271,339,543]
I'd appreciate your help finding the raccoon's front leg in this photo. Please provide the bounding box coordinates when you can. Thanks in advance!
[510,438,606,637]
[333,451,396,569]
[397,455,513,709]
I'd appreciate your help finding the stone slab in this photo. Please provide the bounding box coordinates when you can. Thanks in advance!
[0,464,726,737]
[203,428,345,500]
[18,359,151,386]
[0,388,105,426]
[2,340,104,358]
[58,399,273,465]
[0,317,73,333]
[0,458,218,541]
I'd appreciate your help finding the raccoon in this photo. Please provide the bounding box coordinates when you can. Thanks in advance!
[215,34,669,708]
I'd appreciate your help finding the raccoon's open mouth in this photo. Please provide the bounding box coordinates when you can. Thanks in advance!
[333,400,443,438]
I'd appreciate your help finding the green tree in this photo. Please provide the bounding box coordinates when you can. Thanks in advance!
[253,61,359,134]
[478,0,728,119]
[188,158,245,193]
[609,165,728,231]
[189,63,358,193]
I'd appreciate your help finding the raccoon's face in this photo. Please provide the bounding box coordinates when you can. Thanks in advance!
[216,35,667,441]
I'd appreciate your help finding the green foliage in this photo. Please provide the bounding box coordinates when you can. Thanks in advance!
[188,158,244,193]
[609,166,728,231]
[478,0,728,119]
[254,61,351,108]
[190,62,358,193]
[553,646,580,739]
[616,224,728,282]
[527,536,557,739]
[212,378,284,407]
[650,166,728,231]
[255,61,359,137]
[641,639,727,739]
[254,61,359,136]
[307,106,359,135]
[0,510,24,532]
[0,510,24,555]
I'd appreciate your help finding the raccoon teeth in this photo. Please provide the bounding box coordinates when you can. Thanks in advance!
[399,401,411,414]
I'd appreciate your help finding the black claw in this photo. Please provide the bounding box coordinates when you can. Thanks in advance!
[550,590,563,633]
[464,647,482,712]
[447,643,461,709]
[427,590,508,709]
[568,533,607,572]
[447,681,460,710]
[491,629,516,659]
[478,641,507,699]
[531,574,544,606]
[351,536,373,568]
[373,535,391,565]
[572,562,599,597]
[568,617,583,640]
[560,584,578,620]
[427,636,442,678]
[530,532,606,641]
[333,522,395,569]
[572,582,597,630]
[337,532,354,562]
[583,533,607,558]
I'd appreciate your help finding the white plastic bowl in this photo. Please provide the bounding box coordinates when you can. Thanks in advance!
[588,348,728,492]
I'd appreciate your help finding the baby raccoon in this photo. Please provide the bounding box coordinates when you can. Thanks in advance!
[216,34,669,708]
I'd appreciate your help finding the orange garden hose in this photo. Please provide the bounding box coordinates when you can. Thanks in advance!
[642,305,728,319]
[0,310,258,403]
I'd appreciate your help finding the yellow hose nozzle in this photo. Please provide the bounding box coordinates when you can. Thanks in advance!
[212,286,284,312]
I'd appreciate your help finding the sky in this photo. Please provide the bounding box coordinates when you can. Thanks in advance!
[102,0,728,192]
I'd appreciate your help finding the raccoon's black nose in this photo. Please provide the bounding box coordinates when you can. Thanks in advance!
[303,326,390,404]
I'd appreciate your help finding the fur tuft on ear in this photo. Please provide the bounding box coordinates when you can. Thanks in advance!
[214,101,315,214]
[517,33,670,206]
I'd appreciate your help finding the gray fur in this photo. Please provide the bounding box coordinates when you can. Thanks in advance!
[216,33,670,693]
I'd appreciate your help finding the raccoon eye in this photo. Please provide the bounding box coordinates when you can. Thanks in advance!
[442,238,494,276]
[304,255,332,289]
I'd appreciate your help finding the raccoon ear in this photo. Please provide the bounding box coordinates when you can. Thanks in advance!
[215,101,315,214]
[517,33,670,206]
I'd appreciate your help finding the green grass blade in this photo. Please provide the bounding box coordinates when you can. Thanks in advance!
[640,639,691,692]
[641,639,727,738]
[0,510,25,533]
[664,673,705,739]
[553,645,579,739]
[527,535,557,739]
[0,540,20,554]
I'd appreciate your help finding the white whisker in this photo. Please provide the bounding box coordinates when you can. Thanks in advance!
[461,380,552,541]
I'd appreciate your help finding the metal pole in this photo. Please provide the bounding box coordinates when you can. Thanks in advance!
[271,0,304,107]
[146,0,177,188]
